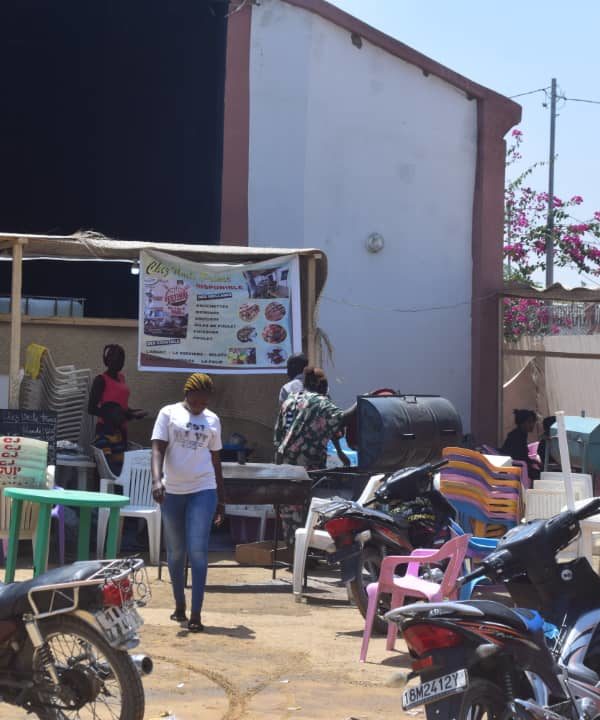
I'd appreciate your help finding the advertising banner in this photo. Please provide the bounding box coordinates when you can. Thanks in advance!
[138,250,301,373]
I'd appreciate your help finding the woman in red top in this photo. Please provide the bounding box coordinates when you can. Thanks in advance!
[88,345,146,472]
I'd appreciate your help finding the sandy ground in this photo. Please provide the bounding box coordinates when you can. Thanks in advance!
[0,554,421,720]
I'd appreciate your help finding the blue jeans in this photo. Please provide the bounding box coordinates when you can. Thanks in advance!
[162,489,217,614]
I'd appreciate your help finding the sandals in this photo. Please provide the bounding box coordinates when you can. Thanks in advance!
[171,608,204,632]
[188,617,204,633]
[170,608,187,623]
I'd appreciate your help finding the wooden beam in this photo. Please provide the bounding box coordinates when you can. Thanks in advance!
[8,242,24,408]
[503,348,600,360]
[497,296,504,446]
[0,237,28,252]
[306,256,317,364]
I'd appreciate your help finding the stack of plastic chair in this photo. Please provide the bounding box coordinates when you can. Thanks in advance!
[0,436,51,487]
[0,439,64,567]
[480,442,540,491]
[359,534,471,662]
[440,447,523,539]
[525,474,592,522]
[20,344,92,447]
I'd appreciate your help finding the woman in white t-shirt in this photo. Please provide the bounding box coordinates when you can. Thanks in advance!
[151,373,225,632]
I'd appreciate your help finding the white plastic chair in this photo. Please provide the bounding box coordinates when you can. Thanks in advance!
[96,450,161,565]
[526,474,593,561]
[292,474,385,601]
[225,504,275,541]
[538,472,593,498]
[92,446,119,483]
[526,475,592,522]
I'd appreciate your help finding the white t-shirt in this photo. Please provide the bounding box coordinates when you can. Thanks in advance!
[279,376,304,405]
[151,403,222,494]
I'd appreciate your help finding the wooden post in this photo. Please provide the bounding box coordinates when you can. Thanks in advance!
[9,239,25,409]
[497,294,504,447]
[306,256,317,365]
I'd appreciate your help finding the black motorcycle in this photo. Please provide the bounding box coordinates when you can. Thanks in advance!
[389,497,600,719]
[317,460,455,634]
[0,557,151,719]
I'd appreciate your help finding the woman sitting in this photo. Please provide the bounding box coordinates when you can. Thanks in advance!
[501,409,540,481]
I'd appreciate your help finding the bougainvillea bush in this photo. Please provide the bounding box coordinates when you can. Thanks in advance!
[503,131,600,341]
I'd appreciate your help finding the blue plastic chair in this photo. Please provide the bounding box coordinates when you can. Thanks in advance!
[450,519,499,600]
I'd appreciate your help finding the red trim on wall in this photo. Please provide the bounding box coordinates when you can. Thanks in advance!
[220,3,252,247]
[471,100,521,443]
[281,0,519,110]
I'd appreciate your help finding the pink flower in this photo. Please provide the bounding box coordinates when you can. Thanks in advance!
[569,223,590,234]
[570,195,584,205]
[512,129,523,137]
[594,211,600,222]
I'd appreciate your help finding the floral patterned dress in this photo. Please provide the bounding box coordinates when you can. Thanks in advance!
[274,391,345,545]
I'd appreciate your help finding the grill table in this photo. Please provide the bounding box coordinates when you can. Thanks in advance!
[3,487,129,582]
[158,463,312,581]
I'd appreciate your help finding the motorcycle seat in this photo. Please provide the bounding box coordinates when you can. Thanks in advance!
[465,600,544,634]
[0,562,104,620]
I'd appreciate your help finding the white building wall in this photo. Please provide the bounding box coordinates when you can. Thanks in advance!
[248,0,477,429]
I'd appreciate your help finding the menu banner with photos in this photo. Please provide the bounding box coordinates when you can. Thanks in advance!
[138,250,301,373]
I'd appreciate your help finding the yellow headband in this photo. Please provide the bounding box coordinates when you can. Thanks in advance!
[184,373,214,394]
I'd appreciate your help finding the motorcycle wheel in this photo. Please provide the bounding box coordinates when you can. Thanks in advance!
[348,545,390,635]
[28,615,144,720]
[454,678,506,720]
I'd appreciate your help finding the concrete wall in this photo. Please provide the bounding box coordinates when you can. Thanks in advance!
[0,320,281,460]
[504,335,600,422]
[247,0,477,428]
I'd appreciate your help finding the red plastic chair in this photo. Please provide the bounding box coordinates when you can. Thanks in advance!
[359,534,471,662]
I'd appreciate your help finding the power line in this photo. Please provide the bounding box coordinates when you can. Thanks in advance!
[321,292,498,315]
[564,96,600,106]
[509,86,600,106]
[509,87,550,99]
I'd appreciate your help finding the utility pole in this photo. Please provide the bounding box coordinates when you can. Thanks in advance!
[545,77,558,288]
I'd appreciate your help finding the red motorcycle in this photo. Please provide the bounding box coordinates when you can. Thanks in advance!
[317,460,454,634]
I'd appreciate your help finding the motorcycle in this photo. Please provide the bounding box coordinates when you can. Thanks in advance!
[317,460,455,634]
[388,497,600,720]
[0,556,151,719]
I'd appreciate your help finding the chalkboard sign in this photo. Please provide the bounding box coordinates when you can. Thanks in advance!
[0,409,57,464]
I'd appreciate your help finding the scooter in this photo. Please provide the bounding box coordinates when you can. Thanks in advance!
[388,497,600,720]
[0,557,151,720]
[317,460,455,634]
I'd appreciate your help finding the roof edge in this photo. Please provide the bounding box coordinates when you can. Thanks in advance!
[504,281,600,302]
[281,0,520,124]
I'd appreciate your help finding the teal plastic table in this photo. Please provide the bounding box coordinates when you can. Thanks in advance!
[3,487,129,582]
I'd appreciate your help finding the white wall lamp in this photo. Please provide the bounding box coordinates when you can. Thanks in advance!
[130,260,140,276]
[366,233,384,254]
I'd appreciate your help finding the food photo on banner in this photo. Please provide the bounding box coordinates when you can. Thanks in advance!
[138,250,302,373]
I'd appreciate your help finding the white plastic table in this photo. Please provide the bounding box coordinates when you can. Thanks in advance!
[483,454,513,468]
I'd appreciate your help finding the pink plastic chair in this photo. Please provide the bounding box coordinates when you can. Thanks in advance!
[359,534,471,662]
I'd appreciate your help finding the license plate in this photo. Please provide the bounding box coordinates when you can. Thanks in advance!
[402,669,468,710]
[95,605,144,647]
